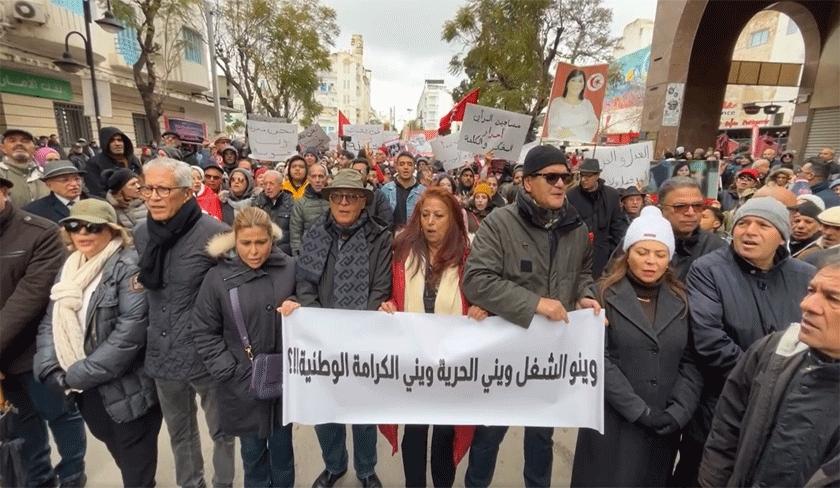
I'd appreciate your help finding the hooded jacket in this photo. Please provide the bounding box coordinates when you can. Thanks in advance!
[191,225,295,438]
[289,184,330,255]
[85,127,142,197]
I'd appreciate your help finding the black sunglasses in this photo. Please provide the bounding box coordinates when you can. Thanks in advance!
[62,221,108,234]
[532,172,573,185]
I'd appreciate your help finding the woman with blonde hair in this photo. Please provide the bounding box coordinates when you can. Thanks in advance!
[192,206,297,487]
[33,199,161,487]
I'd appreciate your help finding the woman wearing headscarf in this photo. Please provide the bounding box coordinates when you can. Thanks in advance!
[571,206,702,487]
[192,207,296,487]
[377,187,487,488]
[33,146,61,169]
[33,199,161,488]
[103,168,146,230]
[220,167,254,225]
[190,166,223,221]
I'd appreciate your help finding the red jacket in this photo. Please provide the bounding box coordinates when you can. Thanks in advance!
[378,254,475,466]
[196,185,223,221]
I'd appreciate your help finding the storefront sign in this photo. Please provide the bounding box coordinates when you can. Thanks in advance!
[0,68,72,101]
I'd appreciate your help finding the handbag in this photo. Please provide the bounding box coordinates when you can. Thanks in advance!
[229,287,283,400]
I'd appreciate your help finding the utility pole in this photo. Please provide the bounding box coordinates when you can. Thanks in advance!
[205,2,223,134]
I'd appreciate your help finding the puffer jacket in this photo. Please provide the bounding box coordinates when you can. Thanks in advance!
[33,247,157,423]
[289,185,329,255]
[463,190,595,328]
[134,213,230,380]
[106,192,147,231]
[251,190,294,255]
[191,226,295,438]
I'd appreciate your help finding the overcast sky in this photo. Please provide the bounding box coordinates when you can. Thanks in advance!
[323,0,658,124]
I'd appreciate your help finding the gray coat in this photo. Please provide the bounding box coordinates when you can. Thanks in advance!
[134,214,229,380]
[463,200,595,328]
[289,186,329,255]
[33,247,157,423]
[572,277,702,486]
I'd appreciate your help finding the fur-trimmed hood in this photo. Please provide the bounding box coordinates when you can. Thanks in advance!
[206,223,283,258]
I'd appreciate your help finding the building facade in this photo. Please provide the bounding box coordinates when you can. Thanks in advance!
[0,0,219,149]
[415,79,449,131]
[313,34,372,133]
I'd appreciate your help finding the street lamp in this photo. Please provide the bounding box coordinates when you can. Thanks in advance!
[53,0,123,134]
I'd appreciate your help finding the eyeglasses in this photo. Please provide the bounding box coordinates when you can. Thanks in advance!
[662,202,705,214]
[62,221,108,234]
[328,192,366,204]
[531,172,573,185]
[138,185,186,198]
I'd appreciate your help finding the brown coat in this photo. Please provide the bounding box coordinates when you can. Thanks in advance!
[0,204,66,374]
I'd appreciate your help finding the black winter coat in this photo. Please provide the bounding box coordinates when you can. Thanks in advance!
[251,191,294,255]
[567,180,628,278]
[23,192,91,224]
[33,247,157,423]
[192,232,295,438]
[0,205,65,374]
[572,277,702,487]
[84,127,142,198]
[134,213,230,380]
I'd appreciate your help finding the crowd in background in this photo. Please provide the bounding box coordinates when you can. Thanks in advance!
[1,124,839,488]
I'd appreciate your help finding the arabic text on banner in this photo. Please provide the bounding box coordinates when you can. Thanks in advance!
[282,308,604,432]
[298,124,331,152]
[343,124,385,152]
[457,105,532,159]
[247,116,297,161]
[592,141,654,189]
[431,133,473,171]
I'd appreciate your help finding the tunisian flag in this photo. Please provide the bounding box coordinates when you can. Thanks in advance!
[438,88,480,135]
[338,110,350,137]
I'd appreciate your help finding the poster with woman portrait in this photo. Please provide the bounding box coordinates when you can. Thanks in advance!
[542,63,609,143]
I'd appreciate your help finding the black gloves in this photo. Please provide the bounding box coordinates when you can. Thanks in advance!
[43,371,68,395]
[636,408,680,435]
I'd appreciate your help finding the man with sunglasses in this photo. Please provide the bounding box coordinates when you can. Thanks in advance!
[566,158,628,278]
[133,157,234,488]
[24,160,90,223]
[294,169,392,488]
[463,144,600,488]
[202,161,226,194]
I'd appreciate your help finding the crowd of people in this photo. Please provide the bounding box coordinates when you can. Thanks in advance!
[1,124,839,488]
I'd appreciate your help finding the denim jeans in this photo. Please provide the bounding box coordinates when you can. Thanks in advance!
[3,371,86,486]
[155,376,236,488]
[239,424,294,488]
[464,425,554,488]
[314,423,377,479]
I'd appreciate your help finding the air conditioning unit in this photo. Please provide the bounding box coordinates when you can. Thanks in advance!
[11,0,48,25]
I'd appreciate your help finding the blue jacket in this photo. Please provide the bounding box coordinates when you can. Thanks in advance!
[380,181,425,222]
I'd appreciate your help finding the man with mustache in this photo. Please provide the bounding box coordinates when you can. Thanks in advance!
[0,128,48,207]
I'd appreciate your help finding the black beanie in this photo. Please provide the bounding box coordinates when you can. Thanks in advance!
[795,200,821,220]
[102,168,135,194]
[523,145,568,176]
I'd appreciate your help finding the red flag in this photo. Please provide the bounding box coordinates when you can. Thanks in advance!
[438,88,480,135]
[338,110,350,138]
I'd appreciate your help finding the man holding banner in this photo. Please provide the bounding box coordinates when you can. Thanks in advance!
[462,144,601,487]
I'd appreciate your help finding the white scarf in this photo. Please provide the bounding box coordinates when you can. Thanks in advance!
[51,238,123,371]
[404,251,462,315]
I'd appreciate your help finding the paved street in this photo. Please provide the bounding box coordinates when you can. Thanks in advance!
[56,422,578,487]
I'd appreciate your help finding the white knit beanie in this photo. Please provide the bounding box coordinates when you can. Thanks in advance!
[623,206,676,258]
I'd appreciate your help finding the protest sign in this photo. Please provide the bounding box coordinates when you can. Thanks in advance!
[517,140,541,165]
[542,63,608,142]
[298,124,331,152]
[343,124,384,152]
[591,141,654,189]
[407,134,433,154]
[283,308,605,431]
[457,105,531,159]
[431,133,472,171]
[372,130,399,148]
[247,115,297,161]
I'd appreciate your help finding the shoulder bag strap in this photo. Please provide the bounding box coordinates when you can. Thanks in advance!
[228,287,254,361]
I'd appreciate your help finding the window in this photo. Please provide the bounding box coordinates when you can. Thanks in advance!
[183,28,203,64]
[749,29,769,47]
[53,103,92,144]
[132,113,154,146]
[786,18,799,36]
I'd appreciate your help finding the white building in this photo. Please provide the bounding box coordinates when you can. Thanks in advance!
[313,34,372,133]
[0,0,221,146]
[415,79,449,130]
[614,19,654,58]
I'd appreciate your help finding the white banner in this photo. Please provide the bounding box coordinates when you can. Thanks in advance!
[81,77,112,118]
[592,141,653,189]
[661,83,685,127]
[282,308,604,431]
[372,130,399,148]
[298,124,331,152]
[408,134,433,154]
[457,104,532,159]
[430,133,473,171]
[247,116,297,161]
[344,124,384,152]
